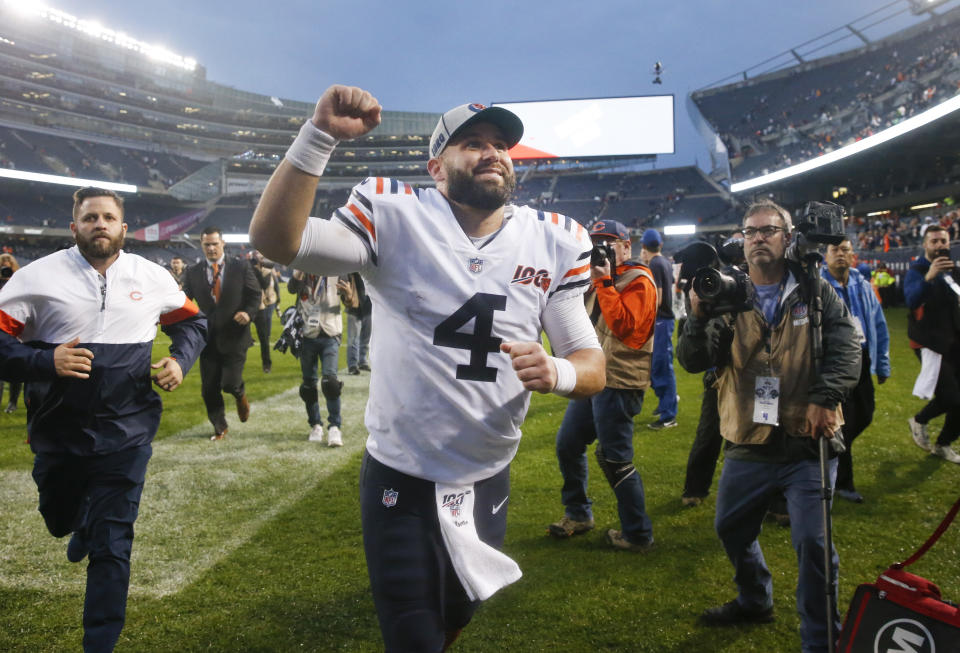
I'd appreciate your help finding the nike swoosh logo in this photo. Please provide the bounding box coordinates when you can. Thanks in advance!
[491,496,509,514]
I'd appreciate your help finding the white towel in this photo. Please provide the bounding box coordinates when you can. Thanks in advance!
[435,483,522,602]
[912,347,941,400]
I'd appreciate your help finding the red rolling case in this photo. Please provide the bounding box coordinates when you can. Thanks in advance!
[838,496,960,652]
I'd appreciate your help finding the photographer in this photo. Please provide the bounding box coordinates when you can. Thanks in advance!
[549,220,659,551]
[904,225,960,463]
[678,199,860,653]
[288,270,344,446]
[251,251,280,374]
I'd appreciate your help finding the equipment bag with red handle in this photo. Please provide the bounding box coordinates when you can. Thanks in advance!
[837,496,960,652]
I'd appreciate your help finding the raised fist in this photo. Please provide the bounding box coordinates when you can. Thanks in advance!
[312,85,382,140]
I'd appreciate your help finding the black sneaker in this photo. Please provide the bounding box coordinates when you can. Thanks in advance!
[358,363,371,372]
[835,488,864,504]
[348,366,360,375]
[66,531,89,563]
[648,418,678,431]
[700,599,774,626]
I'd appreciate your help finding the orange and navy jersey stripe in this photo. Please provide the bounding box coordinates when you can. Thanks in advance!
[159,297,200,326]
[371,176,417,196]
[333,178,421,266]
[550,249,593,297]
[537,210,588,243]
[0,309,24,338]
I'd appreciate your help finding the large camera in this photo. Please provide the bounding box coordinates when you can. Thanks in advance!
[676,240,755,317]
[692,266,755,316]
[590,241,616,268]
[786,201,847,263]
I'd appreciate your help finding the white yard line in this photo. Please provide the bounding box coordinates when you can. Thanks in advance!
[0,372,370,598]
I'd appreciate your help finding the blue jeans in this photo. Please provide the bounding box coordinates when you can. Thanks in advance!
[299,335,341,427]
[651,318,677,421]
[555,387,653,543]
[347,312,371,369]
[714,456,839,653]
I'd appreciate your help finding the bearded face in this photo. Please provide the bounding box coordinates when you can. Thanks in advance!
[444,163,517,211]
[71,196,126,264]
[75,226,125,260]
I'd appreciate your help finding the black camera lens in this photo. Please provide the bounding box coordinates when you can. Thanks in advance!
[693,268,728,299]
[591,243,613,267]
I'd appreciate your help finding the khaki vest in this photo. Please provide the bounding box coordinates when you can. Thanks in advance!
[716,297,815,444]
[585,266,655,390]
[258,267,278,310]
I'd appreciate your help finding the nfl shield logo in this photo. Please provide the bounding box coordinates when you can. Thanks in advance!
[382,488,398,508]
[468,258,483,273]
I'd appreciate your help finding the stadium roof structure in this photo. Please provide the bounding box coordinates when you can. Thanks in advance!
[0,0,736,249]
[688,0,960,219]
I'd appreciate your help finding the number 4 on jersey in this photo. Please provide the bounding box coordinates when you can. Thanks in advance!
[433,292,507,382]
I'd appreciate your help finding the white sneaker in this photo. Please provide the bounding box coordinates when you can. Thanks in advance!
[933,444,960,464]
[308,424,324,442]
[908,417,932,452]
[327,425,343,447]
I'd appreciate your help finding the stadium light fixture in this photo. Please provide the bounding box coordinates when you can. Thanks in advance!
[866,210,891,217]
[663,224,696,235]
[0,167,136,193]
[909,202,939,210]
[2,0,198,71]
[222,234,250,244]
[730,93,960,193]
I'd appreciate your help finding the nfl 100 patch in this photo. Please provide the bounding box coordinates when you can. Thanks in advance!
[382,488,398,508]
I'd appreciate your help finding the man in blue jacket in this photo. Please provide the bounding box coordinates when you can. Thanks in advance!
[0,187,207,652]
[903,224,960,463]
[822,237,891,502]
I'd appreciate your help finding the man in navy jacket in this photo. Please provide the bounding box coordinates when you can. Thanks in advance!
[0,187,206,653]
[903,224,960,464]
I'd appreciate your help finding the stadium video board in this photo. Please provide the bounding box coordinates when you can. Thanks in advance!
[493,95,674,159]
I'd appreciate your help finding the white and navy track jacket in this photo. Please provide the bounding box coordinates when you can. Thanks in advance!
[0,246,207,455]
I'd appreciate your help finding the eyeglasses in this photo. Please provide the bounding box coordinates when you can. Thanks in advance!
[740,226,786,240]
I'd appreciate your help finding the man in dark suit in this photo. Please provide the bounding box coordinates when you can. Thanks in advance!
[183,226,262,440]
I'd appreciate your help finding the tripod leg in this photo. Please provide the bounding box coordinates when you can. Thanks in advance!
[819,436,836,653]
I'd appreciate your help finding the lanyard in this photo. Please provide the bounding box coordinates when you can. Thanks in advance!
[753,274,788,329]
[754,274,788,375]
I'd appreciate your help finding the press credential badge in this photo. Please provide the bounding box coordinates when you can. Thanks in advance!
[753,376,780,425]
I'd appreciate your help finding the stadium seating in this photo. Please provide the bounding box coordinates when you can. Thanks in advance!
[693,10,960,183]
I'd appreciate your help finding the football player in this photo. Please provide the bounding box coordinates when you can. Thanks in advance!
[250,85,605,652]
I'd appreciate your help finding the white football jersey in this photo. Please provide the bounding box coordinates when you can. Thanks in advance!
[300,177,592,484]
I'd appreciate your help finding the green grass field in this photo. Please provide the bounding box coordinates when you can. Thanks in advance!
[0,306,956,652]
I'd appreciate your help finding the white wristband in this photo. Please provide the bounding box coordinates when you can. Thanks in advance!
[550,356,577,397]
[285,120,338,177]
